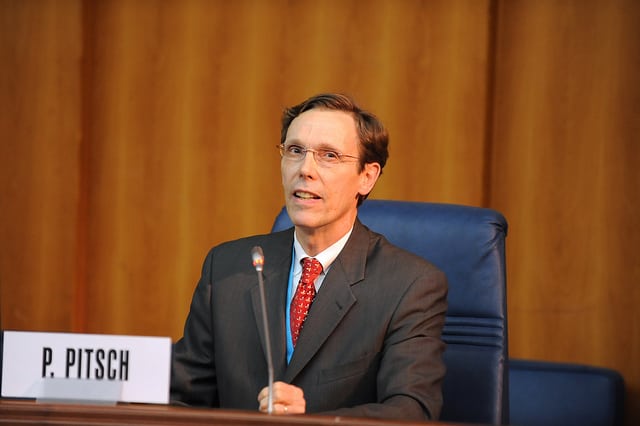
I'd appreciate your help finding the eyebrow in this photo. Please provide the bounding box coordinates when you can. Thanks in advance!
[284,140,342,151]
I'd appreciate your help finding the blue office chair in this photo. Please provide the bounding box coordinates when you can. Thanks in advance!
[509,359,625,426]
[272,199,509,424]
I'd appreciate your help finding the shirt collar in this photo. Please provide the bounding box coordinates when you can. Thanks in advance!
[293,227,354,274]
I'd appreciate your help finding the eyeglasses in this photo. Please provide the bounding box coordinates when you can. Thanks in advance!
[277,144,360,167]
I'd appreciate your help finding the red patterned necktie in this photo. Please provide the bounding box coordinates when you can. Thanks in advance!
[290,257,322,347]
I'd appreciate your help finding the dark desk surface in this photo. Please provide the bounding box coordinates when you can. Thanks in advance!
[0,399,471,426]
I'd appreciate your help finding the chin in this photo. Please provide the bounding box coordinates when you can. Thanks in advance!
[289,215,317,229]
[287,209,320,229]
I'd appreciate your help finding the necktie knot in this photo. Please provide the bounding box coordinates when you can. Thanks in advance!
[300,257,323,284]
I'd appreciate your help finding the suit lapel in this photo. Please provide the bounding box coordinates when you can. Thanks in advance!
[284,220,370,382]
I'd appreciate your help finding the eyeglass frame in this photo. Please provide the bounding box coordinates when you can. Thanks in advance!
[277,143,360,166]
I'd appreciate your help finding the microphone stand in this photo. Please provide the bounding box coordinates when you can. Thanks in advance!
[252,247,274,414]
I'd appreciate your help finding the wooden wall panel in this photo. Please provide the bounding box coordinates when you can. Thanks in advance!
[77,0,490,338]
[366,0,492,205]
[80,0,292,337]
[490,1,640,424]
[0,0,82,331]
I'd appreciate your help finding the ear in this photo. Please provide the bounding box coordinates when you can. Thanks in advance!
[358,162,381,197]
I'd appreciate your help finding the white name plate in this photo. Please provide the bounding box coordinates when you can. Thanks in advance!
[1,331,171,404]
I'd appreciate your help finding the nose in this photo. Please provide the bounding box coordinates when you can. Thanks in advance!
[298,149,319,177]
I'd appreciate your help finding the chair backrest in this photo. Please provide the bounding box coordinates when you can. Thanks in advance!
[509,359,625,426]
[272,199,509,424]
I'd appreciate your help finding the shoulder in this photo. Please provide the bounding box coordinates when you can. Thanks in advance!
[209,228,293,257]
[205,228,293,264]
[360,222,447,293]
[355,221,440,273]
[338,221,446,293]
[341,222,447,321]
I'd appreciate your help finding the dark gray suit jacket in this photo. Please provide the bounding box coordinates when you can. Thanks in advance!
[170,219,447,420]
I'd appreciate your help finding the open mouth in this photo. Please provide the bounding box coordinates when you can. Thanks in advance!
[294,191,321,200]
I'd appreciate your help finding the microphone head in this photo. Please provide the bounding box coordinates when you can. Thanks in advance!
[251,246,265,272]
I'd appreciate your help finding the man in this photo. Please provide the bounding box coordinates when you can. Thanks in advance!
[170,93,447,421]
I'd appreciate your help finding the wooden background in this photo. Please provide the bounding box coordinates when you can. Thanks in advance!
[1,0,638,424]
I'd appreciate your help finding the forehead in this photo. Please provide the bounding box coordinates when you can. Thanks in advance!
[285,109,358,147]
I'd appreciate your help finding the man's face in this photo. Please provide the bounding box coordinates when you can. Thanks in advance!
[281,108,380,241]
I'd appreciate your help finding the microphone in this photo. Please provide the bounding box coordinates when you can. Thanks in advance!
[251,246,274,414]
